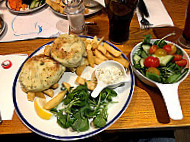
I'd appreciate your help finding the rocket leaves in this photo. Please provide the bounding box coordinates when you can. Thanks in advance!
[50,84,117,132]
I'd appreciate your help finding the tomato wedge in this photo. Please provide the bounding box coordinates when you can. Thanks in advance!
[163,44,172,53]
[168,44,177,55]
[175,59,187,67]
[173,54,182,61]
[146,67,160,75]
[144,56,160,68]
[149,45,158,54]
[155,49,167,57]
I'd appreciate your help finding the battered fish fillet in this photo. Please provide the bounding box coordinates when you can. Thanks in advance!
[50,34,86,67]
[19,54,66,92]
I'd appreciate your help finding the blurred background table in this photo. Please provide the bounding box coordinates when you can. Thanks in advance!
[0,0,190,134]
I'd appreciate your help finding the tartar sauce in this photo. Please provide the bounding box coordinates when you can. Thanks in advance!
[96,66,124,84]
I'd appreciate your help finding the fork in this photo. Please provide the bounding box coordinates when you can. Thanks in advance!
[140,13,153,29]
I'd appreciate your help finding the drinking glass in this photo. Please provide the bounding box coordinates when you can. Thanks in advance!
[105,0,138,44]
[178,0,190,49]
[64,0,85,34]
[83,0,99,7]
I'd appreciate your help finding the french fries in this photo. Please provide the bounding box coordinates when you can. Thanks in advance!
[43,89,54,98]
[62,82,71,91]
[51,83,59,89]
[76,76,86,85]
[94,49,108,61]
[35,92,46,98]
[94,57,104,65]
[27,92,35,101]
[87,49,95,68]
[76,64,87,76]
[104,52,114,60]
[83,35,129,67]
[44,45,51,57]
[46,0,65,14]
[113,56,129,68]
[97,45,106,55]
[103,42,122,57]
[27,91,46,101]
[43,90,67,110]
[76,76,97,90]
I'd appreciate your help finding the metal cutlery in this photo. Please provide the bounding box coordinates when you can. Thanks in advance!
[138,0,152,29]
[0,111,2,124]
[138,0,149,17]
[140,13,152,29]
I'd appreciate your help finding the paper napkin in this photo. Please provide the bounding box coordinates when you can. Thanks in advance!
[136,0,174,29]
[0,54,28,120]
[94,0,105,7]
[0,1,69,42]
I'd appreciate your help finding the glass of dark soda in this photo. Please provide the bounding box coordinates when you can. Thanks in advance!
[105,0,138,44]
[178,0,190,48]
[183,0,190,42]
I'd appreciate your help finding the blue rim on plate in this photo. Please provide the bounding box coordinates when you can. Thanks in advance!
[12,35,135,140]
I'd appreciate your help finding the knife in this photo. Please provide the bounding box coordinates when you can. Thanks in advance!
[138,0,149,18]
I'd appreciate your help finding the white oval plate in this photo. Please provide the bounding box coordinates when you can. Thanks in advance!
[50,5,103,17]
[6,0,47,14]
[13,35,135,141]
[0,17,6,36]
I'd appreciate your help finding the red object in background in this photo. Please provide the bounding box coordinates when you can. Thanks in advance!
[1,60,12,69]
[183,0,190,41]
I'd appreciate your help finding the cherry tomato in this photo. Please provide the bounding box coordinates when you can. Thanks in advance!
[154,48,167,57]
[168,44,177,55]
[173,54,182,61]
[1,60,12,69]
[163,44,172,53]
[144,56,160,68]
[146,67,160,75]
[149,45,158,54]
[175,59,187,67]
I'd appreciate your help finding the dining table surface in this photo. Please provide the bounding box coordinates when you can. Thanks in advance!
[1,0,190,135]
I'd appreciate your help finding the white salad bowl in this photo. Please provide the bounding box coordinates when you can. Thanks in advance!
[130,39,190,120]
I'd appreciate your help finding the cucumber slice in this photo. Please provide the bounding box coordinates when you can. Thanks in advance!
[29,0,36,9]
[142,44,151,54]
[159,55,174,66]
[152,54,174,66]
[35,1,40,8]
[141,50,148,58]
[140,58,145,68]
[133,54,141,65]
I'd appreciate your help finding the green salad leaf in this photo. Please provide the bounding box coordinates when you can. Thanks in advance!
[142,34,152,45]
[50,84,118,132]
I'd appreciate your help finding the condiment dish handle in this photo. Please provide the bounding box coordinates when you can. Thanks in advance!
[156,83,183,120]
[91,83,106,98]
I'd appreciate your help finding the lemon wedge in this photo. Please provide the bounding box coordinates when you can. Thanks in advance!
[34,98,53,120]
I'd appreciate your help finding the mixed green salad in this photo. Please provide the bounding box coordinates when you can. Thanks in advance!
[133,35,189,84]
[50,84,117,132]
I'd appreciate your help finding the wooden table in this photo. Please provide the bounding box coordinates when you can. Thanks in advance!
[1,0,190,135]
